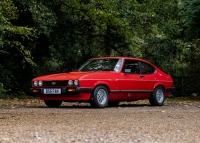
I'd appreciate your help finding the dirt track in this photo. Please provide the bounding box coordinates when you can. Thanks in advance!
[0,99,200,143]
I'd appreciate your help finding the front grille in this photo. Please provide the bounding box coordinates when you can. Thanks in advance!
[43,81,68,86]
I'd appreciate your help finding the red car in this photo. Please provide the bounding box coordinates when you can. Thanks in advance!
[30,57,175,108]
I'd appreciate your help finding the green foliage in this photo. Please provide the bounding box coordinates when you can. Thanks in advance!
[183,0,200,94]
[142,38,190,75]
[133,0,189,76]
[16,0,141,74]
[184,0,200,40]
[0,0,36,93]
[0,0,35,62]
[0,0,200,95]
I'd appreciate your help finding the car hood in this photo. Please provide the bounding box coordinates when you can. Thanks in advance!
[33,72,93,81]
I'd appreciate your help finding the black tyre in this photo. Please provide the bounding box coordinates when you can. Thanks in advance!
[90,85,108,108]
[89,99,96,108]
[149,86,165,106]
[44,100,62,108]
[108,101,120,107]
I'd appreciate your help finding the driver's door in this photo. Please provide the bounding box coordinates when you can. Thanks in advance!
[119,60,144,100]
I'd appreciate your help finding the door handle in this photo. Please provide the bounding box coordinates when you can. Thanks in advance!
[140,76,144,78]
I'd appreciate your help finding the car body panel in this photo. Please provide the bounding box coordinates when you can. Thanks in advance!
[30,56,175,104]
[38,93,91,101]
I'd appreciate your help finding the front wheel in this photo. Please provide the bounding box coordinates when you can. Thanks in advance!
[44,100,62,108]
[90,85,108,108]
[149,87,165,106]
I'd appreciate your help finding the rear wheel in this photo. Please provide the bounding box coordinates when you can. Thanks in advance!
[149,86,165,106]
[44,100,62,108]
[90,85,108,108]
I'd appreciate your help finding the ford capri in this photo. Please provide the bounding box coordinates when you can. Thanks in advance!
[30,57,175,108]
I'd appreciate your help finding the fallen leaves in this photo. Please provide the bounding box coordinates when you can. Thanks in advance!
[0,98,43,108]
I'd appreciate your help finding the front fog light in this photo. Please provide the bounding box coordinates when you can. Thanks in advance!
[74,80,79,86]
[68,80,73,86]
[38,81,43,86]
[33,81,38,86]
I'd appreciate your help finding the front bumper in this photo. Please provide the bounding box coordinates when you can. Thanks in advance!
[30,87,93,95]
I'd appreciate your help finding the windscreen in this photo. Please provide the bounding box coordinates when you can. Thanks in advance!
[78,59,120,72]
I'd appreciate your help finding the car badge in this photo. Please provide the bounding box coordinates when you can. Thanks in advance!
[52,82,56,85]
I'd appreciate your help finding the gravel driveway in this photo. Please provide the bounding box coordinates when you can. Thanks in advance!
[0,99,200,143]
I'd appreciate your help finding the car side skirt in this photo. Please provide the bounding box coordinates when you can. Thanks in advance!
[110,90,153,93]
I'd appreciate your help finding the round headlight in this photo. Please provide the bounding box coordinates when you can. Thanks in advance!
[38,81,43,86]
[68,80,73,86]
[74,80,79,86]
[33,81,38,86]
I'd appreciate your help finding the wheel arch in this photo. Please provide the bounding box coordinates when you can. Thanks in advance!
[90,83,110,99]
[154,84,166,95]
[92,83,110,93]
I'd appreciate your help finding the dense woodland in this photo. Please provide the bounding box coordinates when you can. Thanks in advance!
[0,0,200,96]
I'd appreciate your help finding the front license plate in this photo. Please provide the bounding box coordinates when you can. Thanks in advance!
[44,89,61,94]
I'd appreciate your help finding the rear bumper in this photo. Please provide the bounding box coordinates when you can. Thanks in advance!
[166,87,175,92]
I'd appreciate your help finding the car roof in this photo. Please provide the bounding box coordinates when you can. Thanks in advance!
[90,56,147,62]
[90,56,157,68]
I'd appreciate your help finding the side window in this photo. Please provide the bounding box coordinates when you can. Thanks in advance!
[140,62,155,74]
[122,60,140,74]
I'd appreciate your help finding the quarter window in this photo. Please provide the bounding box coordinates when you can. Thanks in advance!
[114,59,122,72]
[140,62,155,74]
